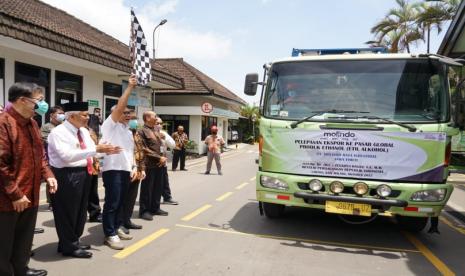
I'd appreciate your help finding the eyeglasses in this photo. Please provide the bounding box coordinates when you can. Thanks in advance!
[123,111,131,115]
[25,96,44,103]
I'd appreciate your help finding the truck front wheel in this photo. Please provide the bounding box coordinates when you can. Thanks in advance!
[262,202,285,218]
[397,216,428,232]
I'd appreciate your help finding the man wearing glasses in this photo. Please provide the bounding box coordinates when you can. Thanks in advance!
[0,83,57,276]
[100,75,139,250]
[47,102,121,258]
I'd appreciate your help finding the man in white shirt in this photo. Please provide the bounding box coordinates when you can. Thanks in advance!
[48,102,120,258]
[157,117,178,205]
[100,75,138,250]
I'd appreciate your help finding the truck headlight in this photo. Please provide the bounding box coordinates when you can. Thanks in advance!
[260,175,289,190]
[308,179,323,192]
[376,184,392,197]
[410,189,446,202]
[329,181,344,194]
[353,182,369,195]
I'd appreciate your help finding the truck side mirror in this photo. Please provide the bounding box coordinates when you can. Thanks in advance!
[244,73,259,96]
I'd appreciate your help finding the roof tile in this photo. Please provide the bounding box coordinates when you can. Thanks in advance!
[154,58,246,104]
[0,0,183,88]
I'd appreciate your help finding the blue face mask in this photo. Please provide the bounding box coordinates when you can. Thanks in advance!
[56,113,65,122]
[128,119,138,129]
[34,100,49,116]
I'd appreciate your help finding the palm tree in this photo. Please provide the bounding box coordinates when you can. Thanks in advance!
[366,30,402,53]
[240,104,259,120]
[370,0,423,53]
[417,0,461,52]
[240,104,260,142]
[369,0,461,53]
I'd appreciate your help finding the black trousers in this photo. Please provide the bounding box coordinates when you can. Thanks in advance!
[87,174,101,219]
[162,166,172,201]
[139,166,164,215]
[0,207,37,276]
[51,167,91,254]
[120,179,140,226]
[172,148,186,170]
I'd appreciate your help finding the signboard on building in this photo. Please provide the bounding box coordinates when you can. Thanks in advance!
[201,102,213,113]
[211,107,240,119]
[88,99,99,107]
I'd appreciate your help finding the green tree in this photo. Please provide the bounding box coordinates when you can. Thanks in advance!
[240,104,260,143]
[368,0,460,53]
[417,0,460,52]
[369,0,423,53]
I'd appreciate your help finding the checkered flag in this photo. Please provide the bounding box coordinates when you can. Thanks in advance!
[130,9,151,86]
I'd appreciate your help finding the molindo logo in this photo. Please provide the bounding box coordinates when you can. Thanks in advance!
[323,131,356,138]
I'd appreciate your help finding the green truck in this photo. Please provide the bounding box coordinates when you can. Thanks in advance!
[244,48,465,231]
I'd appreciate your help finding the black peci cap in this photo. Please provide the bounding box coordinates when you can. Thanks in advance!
[63,102,88,112]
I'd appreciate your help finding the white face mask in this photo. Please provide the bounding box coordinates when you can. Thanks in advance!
[154,125,162,132]
[56,113,65,122]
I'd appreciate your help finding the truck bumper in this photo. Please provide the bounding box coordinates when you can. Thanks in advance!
[294,191,408,208]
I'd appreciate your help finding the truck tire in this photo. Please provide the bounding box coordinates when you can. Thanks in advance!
[397,216,428,232]
[262,202,285,218]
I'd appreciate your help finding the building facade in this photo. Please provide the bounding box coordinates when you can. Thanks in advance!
[0,0,245,154]
[154,58,245,154]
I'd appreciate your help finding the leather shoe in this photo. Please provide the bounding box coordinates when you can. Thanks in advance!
[163,199,179,205]
[58,244,91,252]
[89,215,102,223]
[78,244,91,250]
[125,222,143,229]
[181,168,188,171]
[140,212,153,221]
[62,249,92,258]
[153,209,169,216]
[26,267,47,276]
[34,228,44,234]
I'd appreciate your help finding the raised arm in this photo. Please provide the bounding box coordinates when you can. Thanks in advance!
[111,75,137,122]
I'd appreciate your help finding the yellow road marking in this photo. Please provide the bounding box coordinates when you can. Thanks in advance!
[113,228,170,259]
[181,204,213,221]
[235,182,249,190]
[250,176,256,181]
[402,231,455,276]
[439,216,465,235]
[216,192,233,202]
[176,224,420,253]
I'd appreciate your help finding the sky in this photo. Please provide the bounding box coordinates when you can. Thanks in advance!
[41,0,451,105]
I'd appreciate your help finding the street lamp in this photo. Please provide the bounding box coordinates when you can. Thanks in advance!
[152,19,167,59]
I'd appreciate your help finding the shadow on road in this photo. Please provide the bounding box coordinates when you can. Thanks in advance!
[280,240,401,259]
[212,202,412,251]
[205,202,438,275]
[79,224,106,247]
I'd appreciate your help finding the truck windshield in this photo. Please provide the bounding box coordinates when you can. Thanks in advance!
[264,59,448,122]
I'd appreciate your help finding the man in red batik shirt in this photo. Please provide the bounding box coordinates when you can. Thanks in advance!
[0,83,58,276]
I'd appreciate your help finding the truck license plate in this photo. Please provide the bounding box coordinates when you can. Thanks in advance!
[325,201,372,217]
